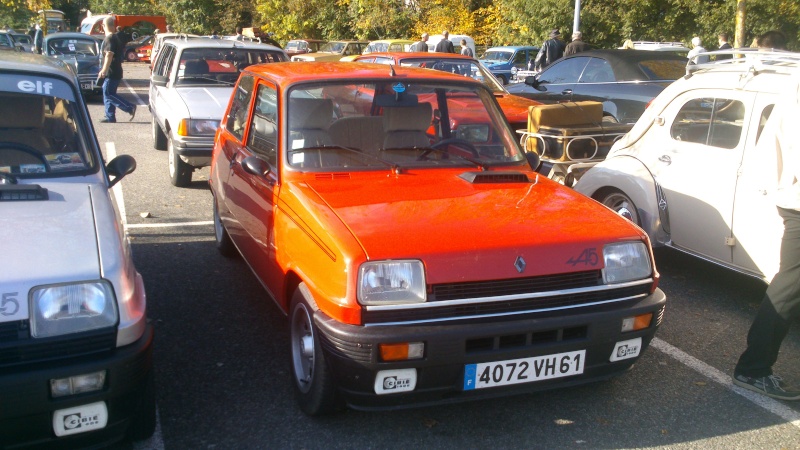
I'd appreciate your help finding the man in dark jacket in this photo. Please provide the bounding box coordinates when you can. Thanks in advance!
[434,30,455,53]
[534,29,566,71]
[564,31,591,56]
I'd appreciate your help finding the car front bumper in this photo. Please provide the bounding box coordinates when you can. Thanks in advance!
[314,288,666,410]
[173,134,214,168]
[0,325,154,449]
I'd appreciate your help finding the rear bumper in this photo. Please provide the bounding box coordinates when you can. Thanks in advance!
[315,288,665,410]
[0,325,154,449]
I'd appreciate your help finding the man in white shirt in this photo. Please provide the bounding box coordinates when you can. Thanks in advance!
[687,36,709,64]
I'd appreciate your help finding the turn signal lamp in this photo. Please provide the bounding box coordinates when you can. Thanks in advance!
[379,342,424,361]
[621,313,653,332]
[50,370,107,397]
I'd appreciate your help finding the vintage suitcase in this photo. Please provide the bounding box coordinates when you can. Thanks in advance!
[534,122,633,161]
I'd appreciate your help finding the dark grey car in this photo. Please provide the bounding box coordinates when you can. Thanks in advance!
[42,32,103,96]
[507,49,687,123]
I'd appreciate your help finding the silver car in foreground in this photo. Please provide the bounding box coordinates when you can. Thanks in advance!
[0,51,155,447]
[149,37,287,186]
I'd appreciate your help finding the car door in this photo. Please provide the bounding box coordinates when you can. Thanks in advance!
[221,76,283,296]
[645,89,751,264]
[531,56,589,103]
[730,95,782,280]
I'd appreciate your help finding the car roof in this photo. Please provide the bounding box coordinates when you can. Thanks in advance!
[361,51,476,61]
[0,50,77,79]
[44,32,99,41]
[245,61,485,85]
[685,49,800,82]
[165,37,283,51]
[485,46,539,51]
[288,38,326,43]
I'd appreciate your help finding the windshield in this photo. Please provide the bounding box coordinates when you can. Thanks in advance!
[0,77,96,177]
[319,42,346,53]
[482,51,512,61]
[397,58,506,93]
[285,79,524,171]
[177,48,287,85]
[286,41,307,51]
[13,34,32,44]
[46,38,99,57]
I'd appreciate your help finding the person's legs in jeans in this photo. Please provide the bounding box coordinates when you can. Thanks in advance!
[103,77,134,121]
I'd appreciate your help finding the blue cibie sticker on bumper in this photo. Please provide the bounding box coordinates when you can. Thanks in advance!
[464,364,477,390]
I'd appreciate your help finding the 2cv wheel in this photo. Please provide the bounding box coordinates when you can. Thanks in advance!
[600,191,640,225]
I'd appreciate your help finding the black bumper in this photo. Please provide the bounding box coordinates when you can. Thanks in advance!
[314,288,665,410]
[0,325,154,449]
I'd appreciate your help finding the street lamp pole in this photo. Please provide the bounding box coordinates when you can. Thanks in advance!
[573,0,581,33]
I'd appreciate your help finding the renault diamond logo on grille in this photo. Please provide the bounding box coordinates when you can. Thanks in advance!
[514,256,526,273]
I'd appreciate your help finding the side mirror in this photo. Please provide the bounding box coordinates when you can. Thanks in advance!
[241,156,271,179]
[151,74,168,87]
[524,75,543,90]
[107,154,136,187]
[525,151,541,172]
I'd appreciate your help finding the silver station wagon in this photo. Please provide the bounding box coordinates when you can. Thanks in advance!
[0,51,155,447]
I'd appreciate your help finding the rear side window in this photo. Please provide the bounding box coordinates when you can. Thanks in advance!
[539,57,588,84]
[638,59,685,80]
[225,75,255,141]
[579,58,614,83]
[670,98,745,149]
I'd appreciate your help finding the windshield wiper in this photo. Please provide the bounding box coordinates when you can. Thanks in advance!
[414,147,487,171]
[289,145,403,173]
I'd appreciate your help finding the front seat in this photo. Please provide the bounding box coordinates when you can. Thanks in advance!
[288,98,334,148]
[382,103,433,149]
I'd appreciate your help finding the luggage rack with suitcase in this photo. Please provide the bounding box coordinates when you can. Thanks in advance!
[516,101,633,186]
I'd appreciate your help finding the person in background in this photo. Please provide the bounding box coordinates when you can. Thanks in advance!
[211,30,220,39]
[621,39,635,49]
[234,26,244,41]
[533,29,565,72]
[733,76,800,401]
[434,30,455,53]
[687,36,709,64]
[411,32,429,52]
[716,33,732,60]
[757,30,788,50]
[97,16,136,123]
[459,39,473,57]
[564,31,591,56]
[166,24,173,33]
[33,24,43,54]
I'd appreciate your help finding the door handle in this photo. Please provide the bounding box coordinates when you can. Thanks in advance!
[658,155,671,165]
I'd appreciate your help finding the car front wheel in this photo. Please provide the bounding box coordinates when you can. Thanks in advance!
[126,50,137,62]
[290,284,341,416]
[168,135,192,187]
[600,190,640,225]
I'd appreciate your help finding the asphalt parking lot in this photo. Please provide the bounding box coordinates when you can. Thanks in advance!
[91,62,800,449]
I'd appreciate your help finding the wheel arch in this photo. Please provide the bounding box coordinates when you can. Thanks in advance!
[575,155,667,245]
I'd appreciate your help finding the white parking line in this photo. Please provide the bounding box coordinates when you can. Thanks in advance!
[651,337,800,429]
[123,79,147,106]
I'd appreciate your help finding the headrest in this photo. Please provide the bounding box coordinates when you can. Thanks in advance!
[183,59,209,75]
[289,98,333,130]
[383,103,433,133]
[0,95,44,128]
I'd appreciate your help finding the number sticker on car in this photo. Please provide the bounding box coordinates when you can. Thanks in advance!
[463,350,585,390]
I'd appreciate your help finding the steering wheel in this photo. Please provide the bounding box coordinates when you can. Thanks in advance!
[431,138,480,157]
[0,142,50,172]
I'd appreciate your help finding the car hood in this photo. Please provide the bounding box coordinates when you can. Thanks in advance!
[175,86,233,120]
[496,93,539,126]
[59,55,101,72]
[0,183,101,322]
[301,172,644,281]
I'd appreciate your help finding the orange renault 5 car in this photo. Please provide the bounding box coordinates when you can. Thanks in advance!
[355,52,541,132]
[209,61,666,415]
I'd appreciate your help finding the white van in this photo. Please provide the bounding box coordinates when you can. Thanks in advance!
[427,34,475,55]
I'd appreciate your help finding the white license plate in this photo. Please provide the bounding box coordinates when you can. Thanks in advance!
[463,350,585,390]
[52,401,108,436]
[81,83,92,90]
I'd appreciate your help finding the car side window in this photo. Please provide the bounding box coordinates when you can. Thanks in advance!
[538,57,588,84]
[579,58,614,83]
[670,98,745,149]
[755,104,775,144]
[226,75,255,141]
[512,51,527,68]
[155,46,175,78]
[247,83,278,167]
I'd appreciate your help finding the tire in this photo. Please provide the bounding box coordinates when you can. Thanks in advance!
[152,116,167,150]
[213,195,237,257]
[600,190,640,225]
[168,135,192,187]
[126,50,137,62]
[290,284,342,416]
[127,369,157,441]
[498,74,508,85]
